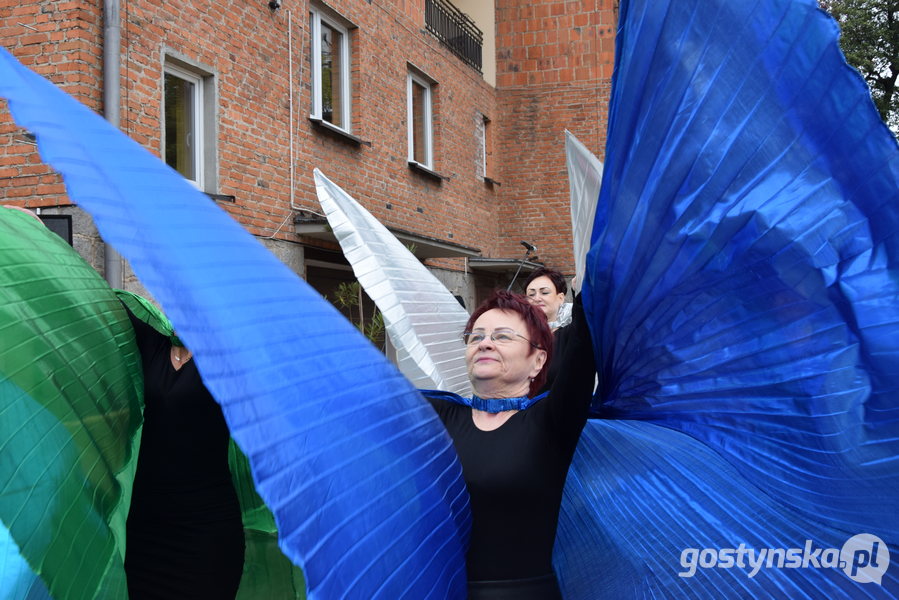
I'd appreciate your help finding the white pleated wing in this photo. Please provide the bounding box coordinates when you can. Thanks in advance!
[314,169,472,396]
[565,130,603,292]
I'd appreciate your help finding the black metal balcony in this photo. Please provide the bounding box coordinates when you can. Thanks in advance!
[425,0,483,73]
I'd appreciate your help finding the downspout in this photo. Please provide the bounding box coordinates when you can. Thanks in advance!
[103,0,124,288]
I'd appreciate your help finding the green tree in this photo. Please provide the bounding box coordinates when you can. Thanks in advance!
[819,0,899,132]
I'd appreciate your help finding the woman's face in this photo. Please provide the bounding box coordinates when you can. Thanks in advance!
[526,276,565,322]
[465,308,546,397]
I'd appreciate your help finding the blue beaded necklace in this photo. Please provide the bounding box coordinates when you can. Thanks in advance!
[420,389,549,413]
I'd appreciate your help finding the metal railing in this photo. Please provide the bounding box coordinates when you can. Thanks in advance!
[425,0,483,73]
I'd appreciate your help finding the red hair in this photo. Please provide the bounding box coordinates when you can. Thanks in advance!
[465,289,553,397]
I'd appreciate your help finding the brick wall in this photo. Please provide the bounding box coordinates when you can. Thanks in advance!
[1,0,617,279]
[0,0,100,207]
[494,0,616,274]
[296,0,500,256]
[2,1,503,252]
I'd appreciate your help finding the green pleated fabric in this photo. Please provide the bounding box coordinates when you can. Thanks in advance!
[1,208,305,598]
[113,289,182,347]
[0,207,144,599]
[230,442,307,599]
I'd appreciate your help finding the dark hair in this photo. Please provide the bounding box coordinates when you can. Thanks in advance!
[465,290,553,397]
[523,267,568,296]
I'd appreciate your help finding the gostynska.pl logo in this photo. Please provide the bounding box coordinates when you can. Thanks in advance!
[679,534,889,584]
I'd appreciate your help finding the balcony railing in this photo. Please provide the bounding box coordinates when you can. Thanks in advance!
[425,0,483,73]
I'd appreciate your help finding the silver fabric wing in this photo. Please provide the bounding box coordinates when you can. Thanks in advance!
[564,130,603,293]
[313,169,472,396]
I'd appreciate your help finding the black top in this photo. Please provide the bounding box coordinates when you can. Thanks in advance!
[124,308,244,599]
[427,298,595,582]
[542,323,573,393]
[125,309,235,496]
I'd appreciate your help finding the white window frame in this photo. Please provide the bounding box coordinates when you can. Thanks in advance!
[477,115,487,179]
[310,6,352,132]
[163,62,205,189]
[407,72,433,168]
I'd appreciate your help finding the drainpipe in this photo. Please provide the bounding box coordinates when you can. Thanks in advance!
[103,0,123,288]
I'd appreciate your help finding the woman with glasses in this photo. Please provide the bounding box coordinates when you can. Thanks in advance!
[424,290,595,599]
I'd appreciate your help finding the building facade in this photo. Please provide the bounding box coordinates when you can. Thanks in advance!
[0,0,616,311]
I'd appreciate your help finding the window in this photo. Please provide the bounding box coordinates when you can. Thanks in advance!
[164,65,203,187]
[310,7,351,132]
[163,59,215,191]
[479,114,496,183]
[407,73,433,168]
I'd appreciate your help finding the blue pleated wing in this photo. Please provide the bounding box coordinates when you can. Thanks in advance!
[557,0,899,597]
[0,48,469,600]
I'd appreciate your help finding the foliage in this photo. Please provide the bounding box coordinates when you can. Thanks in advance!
[819,0,899,132]
[364,310,385,343]
[328,243,418,348]
[331,281,360,316]
[331,281,385,346]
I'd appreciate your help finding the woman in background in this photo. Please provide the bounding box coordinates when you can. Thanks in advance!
[524,267,573,392]
[120,293,245,600]
[524,267,569,331]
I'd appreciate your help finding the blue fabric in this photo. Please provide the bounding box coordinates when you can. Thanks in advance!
[0,521,50,600]
[555,0,899,597]
[2,0,899,597]
[0,48,469,600]
[420,389,549,412]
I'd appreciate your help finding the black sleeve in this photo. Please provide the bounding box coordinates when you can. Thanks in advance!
[545,294,596,443]
[425,394,445,418]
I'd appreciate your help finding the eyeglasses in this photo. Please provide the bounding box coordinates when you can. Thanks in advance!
[462,328,543,349]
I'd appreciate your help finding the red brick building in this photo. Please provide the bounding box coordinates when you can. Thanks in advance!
[0,0,616,309]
